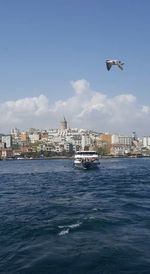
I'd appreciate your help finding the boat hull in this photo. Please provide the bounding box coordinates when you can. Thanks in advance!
[74,161,100,170]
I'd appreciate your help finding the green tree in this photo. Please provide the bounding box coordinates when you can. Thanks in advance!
[96,145,109,156]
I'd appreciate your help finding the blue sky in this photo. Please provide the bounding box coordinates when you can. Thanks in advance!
[0,0,150,135]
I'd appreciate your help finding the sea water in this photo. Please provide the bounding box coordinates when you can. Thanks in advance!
[0,158,150,274]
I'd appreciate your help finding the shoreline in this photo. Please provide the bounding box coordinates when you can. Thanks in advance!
[1,155,150,161]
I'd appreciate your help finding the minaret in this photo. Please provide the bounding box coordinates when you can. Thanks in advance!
[60,117,67,130]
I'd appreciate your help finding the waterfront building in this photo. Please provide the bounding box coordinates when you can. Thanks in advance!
[20,132,29,142]
[81,134,91,150]
[112,134,132,146]
[48,128,59,142]
[110,144,131,156]
[11,128,20,146]
[28,133,40,143]
[1,142,6,149]
[64,142,73,152]
[2,135,12,148]
[143,136,150,149]
[40,131,48,142]
[11,128,20,137]
[1,148,13,159]
[69,135,82,150]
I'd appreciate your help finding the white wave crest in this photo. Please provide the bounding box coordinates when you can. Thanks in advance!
[58,221,82,237]
[58,222,82,230]
[58,228,69,236]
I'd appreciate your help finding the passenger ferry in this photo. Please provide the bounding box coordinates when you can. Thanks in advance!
[74,151,100,169]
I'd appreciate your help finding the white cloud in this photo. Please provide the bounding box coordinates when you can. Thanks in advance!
[142,105,150,114]
[71,79,90,94]
[0,79,150,135]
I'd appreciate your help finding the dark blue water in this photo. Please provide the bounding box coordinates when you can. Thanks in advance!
[0,158,150,274]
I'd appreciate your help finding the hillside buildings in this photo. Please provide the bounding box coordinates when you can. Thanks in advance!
[0,117,149,159]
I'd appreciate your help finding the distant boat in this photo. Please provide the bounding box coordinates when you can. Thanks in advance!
[74,151,100,170]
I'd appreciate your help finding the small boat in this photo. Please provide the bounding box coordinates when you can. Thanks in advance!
[74,151,100,169]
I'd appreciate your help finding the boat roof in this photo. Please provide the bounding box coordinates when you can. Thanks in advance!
[75,151,98,154]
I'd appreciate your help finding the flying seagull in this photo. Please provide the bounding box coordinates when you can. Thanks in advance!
[106,59,124,71]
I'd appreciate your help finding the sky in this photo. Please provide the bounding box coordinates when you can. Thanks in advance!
[0,0,150,136]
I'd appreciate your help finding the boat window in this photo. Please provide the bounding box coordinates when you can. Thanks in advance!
[76,151,97,155]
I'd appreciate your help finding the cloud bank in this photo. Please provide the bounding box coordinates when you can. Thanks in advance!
[0,79,150,135]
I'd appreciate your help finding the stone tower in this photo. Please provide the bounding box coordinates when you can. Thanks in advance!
[60,117,67,130]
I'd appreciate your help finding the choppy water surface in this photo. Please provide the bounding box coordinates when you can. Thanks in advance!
[0,158,150,274]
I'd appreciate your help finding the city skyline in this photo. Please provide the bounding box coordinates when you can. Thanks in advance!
[0,1,150,134]
[0,120,148,139]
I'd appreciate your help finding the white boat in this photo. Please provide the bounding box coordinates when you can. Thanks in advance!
[74,151,100,169]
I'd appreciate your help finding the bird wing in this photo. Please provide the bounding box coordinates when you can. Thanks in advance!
[117,62,123,70]
[106,61,112,71]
